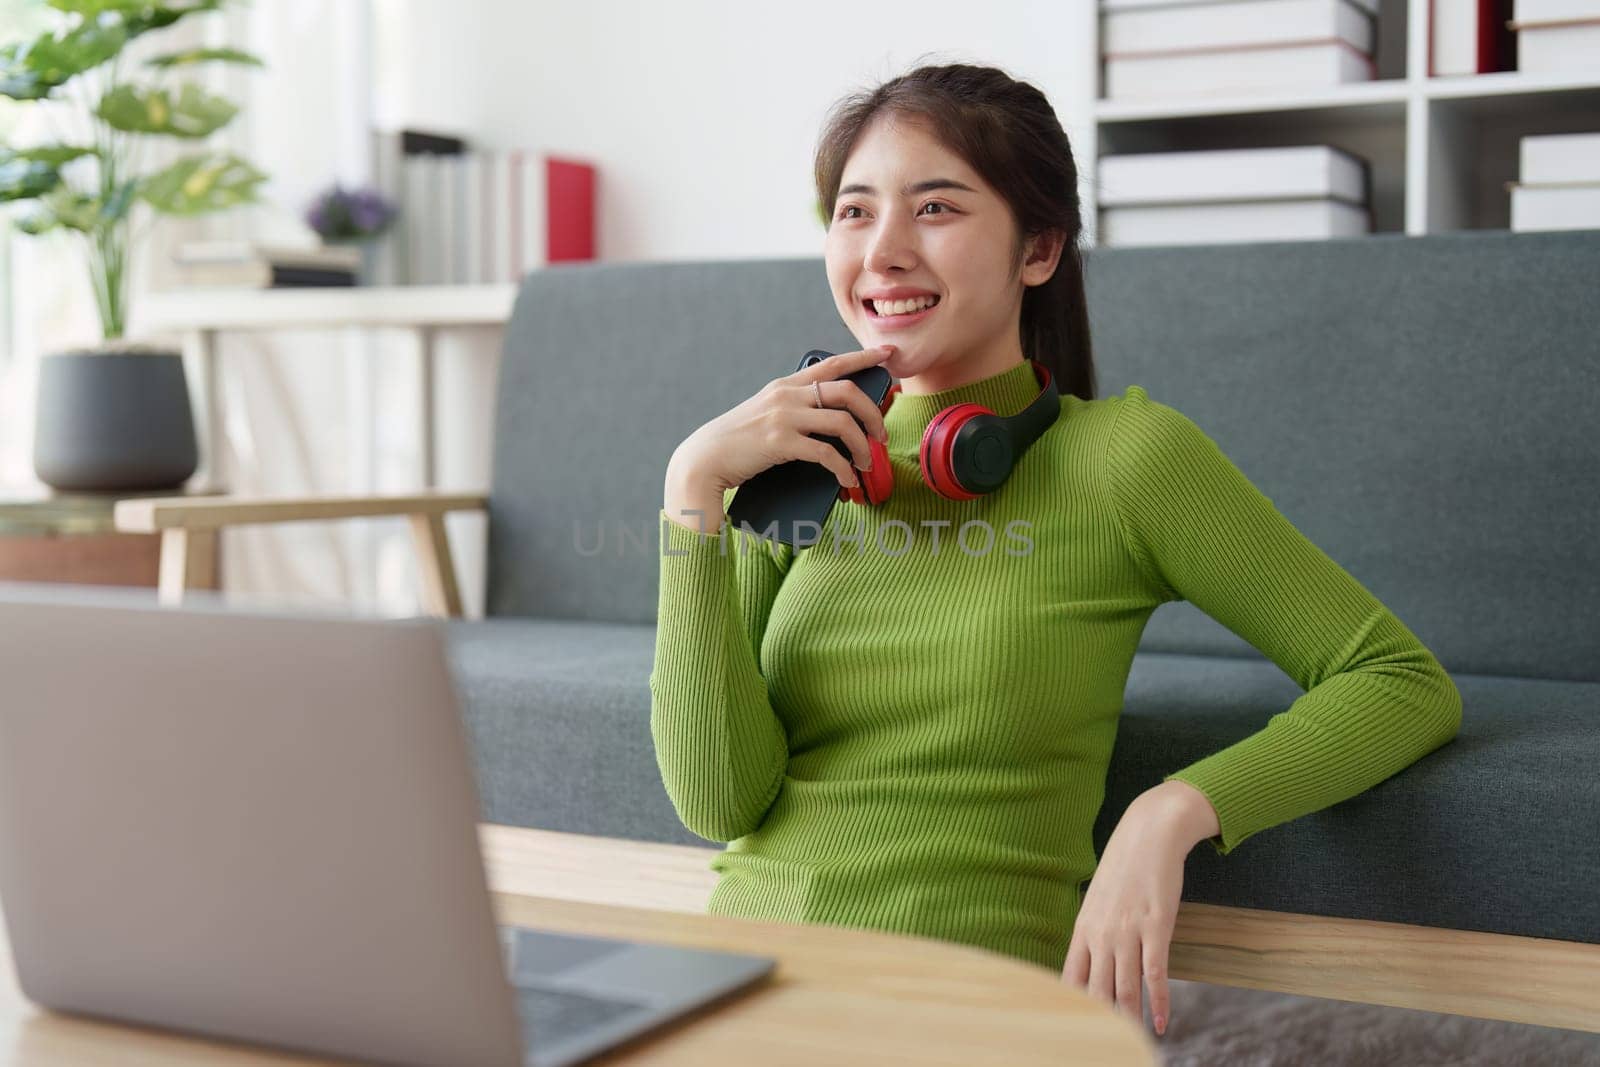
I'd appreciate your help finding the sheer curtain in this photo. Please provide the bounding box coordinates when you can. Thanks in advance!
[4,0,495,618]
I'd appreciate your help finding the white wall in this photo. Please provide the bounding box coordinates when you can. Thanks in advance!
[382,0,1098,262]
[7,1,1100,618]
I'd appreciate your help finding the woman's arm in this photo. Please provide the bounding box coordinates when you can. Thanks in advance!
[1104,386,1463,856]
[650,451,796,842]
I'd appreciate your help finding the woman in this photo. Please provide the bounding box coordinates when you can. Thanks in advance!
[651,62,1461,1039]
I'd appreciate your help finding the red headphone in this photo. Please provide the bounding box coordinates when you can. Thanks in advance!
[840,359,1061,505]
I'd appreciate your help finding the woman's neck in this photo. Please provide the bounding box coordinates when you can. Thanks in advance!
[897,341,1027,396]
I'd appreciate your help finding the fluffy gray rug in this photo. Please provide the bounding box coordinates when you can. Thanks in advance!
[1143,980,1600,1065]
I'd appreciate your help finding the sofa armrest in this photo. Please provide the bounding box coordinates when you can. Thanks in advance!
[112,491,489,616]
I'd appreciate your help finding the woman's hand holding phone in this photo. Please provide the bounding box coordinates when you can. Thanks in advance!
[663,344,895,536]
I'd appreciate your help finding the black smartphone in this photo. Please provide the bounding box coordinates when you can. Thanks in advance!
[725,350,893,548]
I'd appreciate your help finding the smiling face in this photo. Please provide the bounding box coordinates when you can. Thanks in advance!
[824,110,1063,395]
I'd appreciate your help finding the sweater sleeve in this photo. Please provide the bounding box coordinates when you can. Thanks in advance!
[649,487,796,842]
[1105,386,1463,856]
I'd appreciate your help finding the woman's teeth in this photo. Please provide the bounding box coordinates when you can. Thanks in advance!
[871,295,939,317]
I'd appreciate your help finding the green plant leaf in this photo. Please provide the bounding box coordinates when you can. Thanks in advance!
[0,145,98,201]
[120,1,227,40]
[144,46,263,70]
[138,152,266,215]
[10,145,99,166]
[12,177,141,234]
[95,82,237,137]
[35,183,102,230]
[47,0,162,13]
[13,209,59,235]
[0,21,128,100]
[47,0,219,18]
[0,157,61,201]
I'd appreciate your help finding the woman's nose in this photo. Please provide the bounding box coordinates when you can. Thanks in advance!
[864,213,917,274]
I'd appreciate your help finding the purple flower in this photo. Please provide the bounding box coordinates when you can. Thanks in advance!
[304,183,398,240]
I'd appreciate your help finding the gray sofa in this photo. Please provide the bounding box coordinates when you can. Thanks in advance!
[442,228,1599,1029]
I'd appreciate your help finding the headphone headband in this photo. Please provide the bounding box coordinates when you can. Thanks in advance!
[992,360,1060,451]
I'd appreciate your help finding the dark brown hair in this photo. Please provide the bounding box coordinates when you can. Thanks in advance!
[814,61,1096,401]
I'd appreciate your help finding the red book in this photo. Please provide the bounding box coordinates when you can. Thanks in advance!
[546,157,596,263]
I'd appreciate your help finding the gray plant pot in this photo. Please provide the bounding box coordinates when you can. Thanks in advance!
[33,343,200,493]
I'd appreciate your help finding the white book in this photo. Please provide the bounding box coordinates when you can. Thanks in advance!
[1509,182,1600,231]
[490,151,514,284]
[515,149,549,275]
[1520,132,1600,185]
[404,155,430,285]
[462,152,484,286]
[1104,37,1375,99]
[1102,0,1374,56]
[439,155,460,285]
[370,129,405,285]
[1511,0,1600,74]
[1514,0,1600,17]
[174,241,362,269]
[1098,145,1368,206]
[1099,199,1372,246]
[475,150,495,284]
[1432,0,1491,76]
[1101,0,1376,12]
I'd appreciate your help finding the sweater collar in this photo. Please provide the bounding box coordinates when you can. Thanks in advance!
[882,358,1042,457]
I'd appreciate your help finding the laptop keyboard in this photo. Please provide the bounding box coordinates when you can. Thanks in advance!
[517,984,648,1048]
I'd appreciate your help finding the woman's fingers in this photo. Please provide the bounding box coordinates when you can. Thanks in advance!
[1071,938,1166,1035]
[1062,936,1089,988]
[1115,941,1143,1025]
[1086,941,1114,1011]
[1143,933,1172,1034]
[793,406,875,473]
[794,345,892,384]
[808,379,889,444]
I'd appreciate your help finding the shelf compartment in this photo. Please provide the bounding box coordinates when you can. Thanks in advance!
[1424,81,1600,232]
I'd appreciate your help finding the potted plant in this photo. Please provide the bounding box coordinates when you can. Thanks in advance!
[0,0,268,492]
[305,182,397,286]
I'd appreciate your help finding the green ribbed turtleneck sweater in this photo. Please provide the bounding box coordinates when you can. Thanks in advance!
[649,358,1462,972]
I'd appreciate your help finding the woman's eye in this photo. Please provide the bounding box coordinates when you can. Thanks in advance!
[837,202,950,220]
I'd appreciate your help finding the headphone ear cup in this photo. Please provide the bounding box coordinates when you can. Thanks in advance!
[842,435,893,505]
[919,402,991,501]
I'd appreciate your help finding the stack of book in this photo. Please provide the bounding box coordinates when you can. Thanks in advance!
[171,241,361,289]
[1508,0,1600,73]
[1508,132,1600,232]
[1100,0,1379,101]
[370,128,598,287]
[1096,145,1372,246]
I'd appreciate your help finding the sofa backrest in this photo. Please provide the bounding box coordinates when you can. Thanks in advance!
[1085,229,1599,683]
[487,231,1599,683]
[486,257,858,624]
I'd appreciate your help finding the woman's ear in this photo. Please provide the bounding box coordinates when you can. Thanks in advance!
[1021,228,1067,288]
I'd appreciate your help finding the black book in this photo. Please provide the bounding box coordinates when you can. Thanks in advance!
[269,266,357,287]
[401,129,466,155]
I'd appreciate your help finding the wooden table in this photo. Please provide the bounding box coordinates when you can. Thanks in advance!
[0,489,222,592]
[0,825,1160,1065]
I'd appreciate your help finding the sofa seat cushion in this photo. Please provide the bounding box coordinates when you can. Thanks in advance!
[444,617,695,844]
[1103,651,1598,945]
[446,620,1596,946]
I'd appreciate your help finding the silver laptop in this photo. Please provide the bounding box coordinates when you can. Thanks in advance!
[0,581,775,1067]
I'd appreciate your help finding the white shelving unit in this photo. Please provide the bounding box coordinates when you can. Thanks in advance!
[135,284,517,493]
[1083,0,1600,244]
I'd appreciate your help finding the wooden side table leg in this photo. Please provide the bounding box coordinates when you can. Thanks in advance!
[408,513,462,618]
[157,529,218,607]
